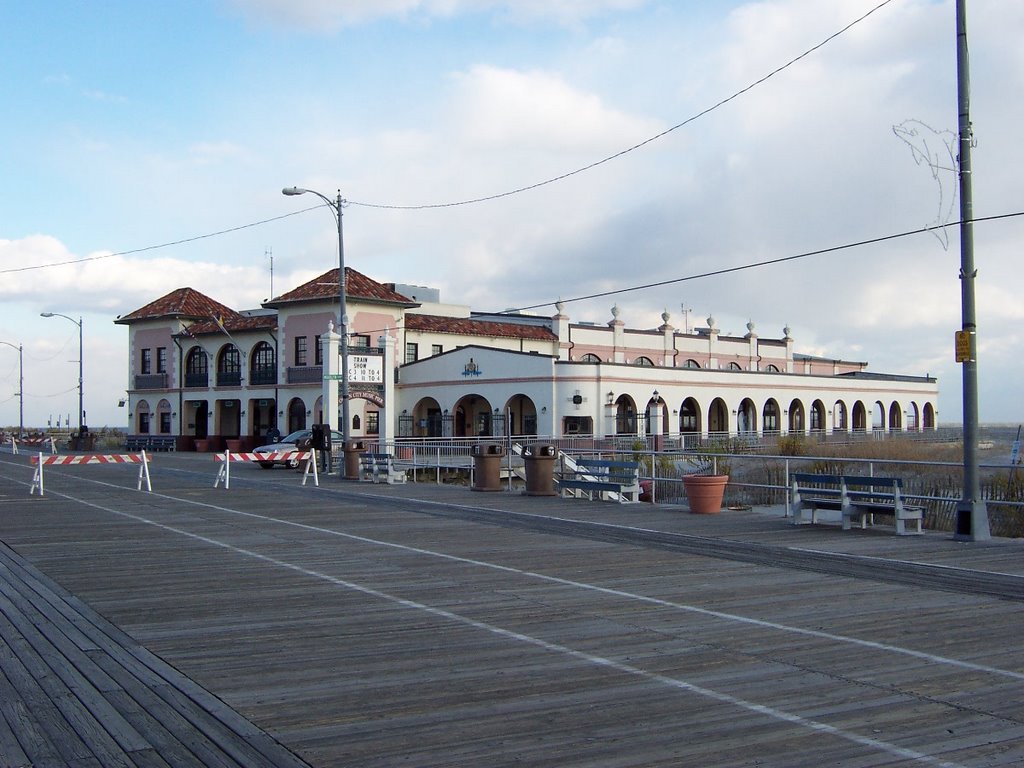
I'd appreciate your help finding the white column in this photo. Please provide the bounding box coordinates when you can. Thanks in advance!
[322,322,341,430]
[380,330,396,446]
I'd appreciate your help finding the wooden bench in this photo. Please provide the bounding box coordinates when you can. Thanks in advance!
[560,458,640,504]
[123,435,177,452]
[790,473,923,535]
[359,452,407,484]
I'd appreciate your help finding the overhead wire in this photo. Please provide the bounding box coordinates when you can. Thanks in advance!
[3,0,896,274]
[347,0,898,211]
[0,207,321,275]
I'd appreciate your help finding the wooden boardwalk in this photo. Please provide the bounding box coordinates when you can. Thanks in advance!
[1,450,1023,767]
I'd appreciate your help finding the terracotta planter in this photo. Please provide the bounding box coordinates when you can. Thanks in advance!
[225,439,243,452]
[683,474,729,514]
[193,438,210,453]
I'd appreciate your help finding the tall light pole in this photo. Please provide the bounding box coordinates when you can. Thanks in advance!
[282,187,350,446]
[0,340,23,438]
[41,312,85,434]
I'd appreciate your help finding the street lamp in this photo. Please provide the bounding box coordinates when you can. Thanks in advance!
[40,312,84,434]
[282,186,350,446]
[0,340,23,437]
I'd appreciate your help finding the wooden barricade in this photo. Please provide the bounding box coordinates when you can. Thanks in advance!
[214,450,319,489]
[30,451,152,496]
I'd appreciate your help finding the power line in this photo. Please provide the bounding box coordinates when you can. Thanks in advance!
[347,0,897,211]
[507,211,1024,313]
[0,207,320,275]
[3,1,895,275]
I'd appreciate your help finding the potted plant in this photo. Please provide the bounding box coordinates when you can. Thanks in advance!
[681,443,731,514]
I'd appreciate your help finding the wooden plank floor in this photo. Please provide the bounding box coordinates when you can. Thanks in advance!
[1,450,1023,767]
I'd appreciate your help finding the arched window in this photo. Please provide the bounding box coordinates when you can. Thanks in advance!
[581,353,601,363]
[217,345,241,386]
[766,364,780,372]
[684,359,701,369]
[728,361,742,371]
[185,347,208,388]
[633,356,654,367]
[250,341,276,386]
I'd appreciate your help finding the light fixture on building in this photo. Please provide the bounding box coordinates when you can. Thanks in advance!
[606,391,614,405]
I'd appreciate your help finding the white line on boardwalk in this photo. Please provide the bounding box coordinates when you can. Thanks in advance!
[154,476,1024,683]
[5,461,1023,684]
[24,480,976,767]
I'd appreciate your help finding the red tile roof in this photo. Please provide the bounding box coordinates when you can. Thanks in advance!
[115,288,240,325]
[405,314,557,341]
[177,314,277,337]
[267,267,416,307]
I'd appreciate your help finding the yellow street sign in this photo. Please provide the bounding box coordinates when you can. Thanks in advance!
[955,330,975,363]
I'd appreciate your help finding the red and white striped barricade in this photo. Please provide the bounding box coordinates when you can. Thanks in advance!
[11,436,58,455]
[214,449,319,489]
[30,451,152,496]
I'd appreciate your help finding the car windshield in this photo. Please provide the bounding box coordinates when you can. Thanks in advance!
[280,430,309,443]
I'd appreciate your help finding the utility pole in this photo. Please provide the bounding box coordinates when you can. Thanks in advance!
[954,0,990,541]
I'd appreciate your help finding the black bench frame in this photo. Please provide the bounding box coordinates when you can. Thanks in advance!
[790,473,923,535]
[124,436,177,452]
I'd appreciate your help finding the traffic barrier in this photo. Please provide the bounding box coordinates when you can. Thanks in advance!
[214,449,319,489]
[10,436,58,455]
[30,451,152,496]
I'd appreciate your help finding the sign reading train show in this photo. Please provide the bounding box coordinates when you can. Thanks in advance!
[325,354,384,383]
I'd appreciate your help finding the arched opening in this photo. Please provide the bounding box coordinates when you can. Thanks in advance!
[135,400,151,434]
[250,341,276,386]
[873,401,885,430]
[762,399,781,435]
[810,400,826,433]
[504,394,539,436]
[216,344,241,387]
[708,398,729,434]
[833,401,848,432]
[581,353,601,363]
[407,397,442,437]
[185,347,208,388]
[906,402,920,431]
[645,394,669,436]
[852,401,868,431]
[679,397,701,435]
[683,359,701,369]
[633,356,654,367]
[156,398,172,435]
[737,398,757,434]
[888,401,903,431]
[453,394,494,437]
[788,399,805,434]
[923,403,936,429]
[288,398,307,433]
[614,395,637,435]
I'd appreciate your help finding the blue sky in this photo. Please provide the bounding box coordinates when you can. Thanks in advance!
[2,0,1022,429]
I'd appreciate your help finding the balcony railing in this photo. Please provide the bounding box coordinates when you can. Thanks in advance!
[134,373,168,390]
[216,371,242,387]
[249,368,278,386]
[185,372,209,388]
[287,365,323,384]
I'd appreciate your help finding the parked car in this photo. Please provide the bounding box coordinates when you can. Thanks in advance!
[253,428,342,468]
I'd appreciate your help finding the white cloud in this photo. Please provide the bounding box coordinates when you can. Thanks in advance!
[225,0,646,30]
[450,65,666,152]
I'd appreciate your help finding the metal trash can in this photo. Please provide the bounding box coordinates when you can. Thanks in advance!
[472,443,505,492]
[523,443,558,496]
[343,440,365,481]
